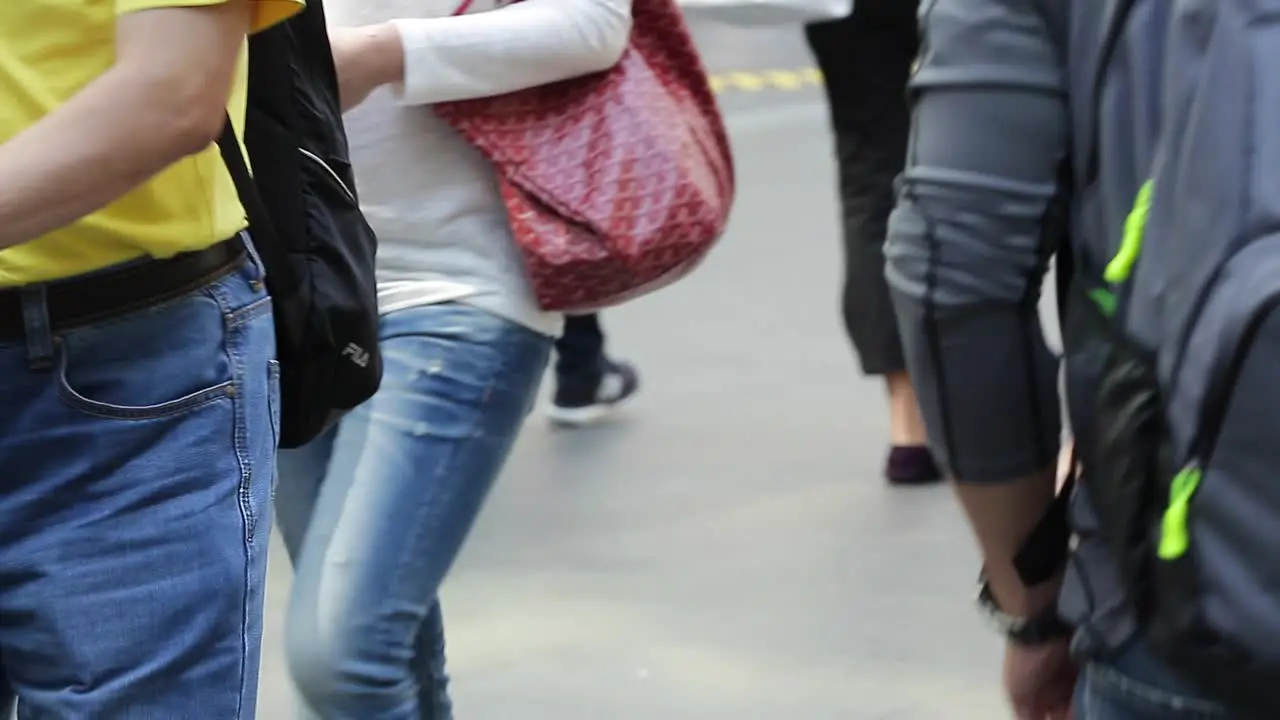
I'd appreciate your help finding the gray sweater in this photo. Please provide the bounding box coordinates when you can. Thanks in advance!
[885,0,1167,658]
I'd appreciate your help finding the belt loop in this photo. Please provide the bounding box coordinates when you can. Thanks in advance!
[20,285,55,371]
[240,231,265,291]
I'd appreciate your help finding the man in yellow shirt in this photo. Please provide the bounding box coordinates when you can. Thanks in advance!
[0,0,300,716]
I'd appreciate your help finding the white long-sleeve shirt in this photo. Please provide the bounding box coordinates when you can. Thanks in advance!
[326,0,634,335]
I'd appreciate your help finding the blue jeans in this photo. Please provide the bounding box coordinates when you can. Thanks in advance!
[275,303,551,720]
[1075,641,1233,719]
[0,255,279,718]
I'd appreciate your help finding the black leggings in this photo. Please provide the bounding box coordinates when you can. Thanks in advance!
[805,0,919,376]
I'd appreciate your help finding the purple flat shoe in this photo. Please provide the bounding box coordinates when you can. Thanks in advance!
[884,445,943,485]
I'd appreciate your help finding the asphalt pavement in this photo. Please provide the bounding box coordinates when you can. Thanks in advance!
[257,19,1015,719]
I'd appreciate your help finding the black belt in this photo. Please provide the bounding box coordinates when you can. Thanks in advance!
[0,235,247,341]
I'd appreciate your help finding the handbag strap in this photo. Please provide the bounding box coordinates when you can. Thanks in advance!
[215,113,302,344]
[217,116,274,259]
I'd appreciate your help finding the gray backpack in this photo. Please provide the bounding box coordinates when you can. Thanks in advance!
[1088,0,1280,712]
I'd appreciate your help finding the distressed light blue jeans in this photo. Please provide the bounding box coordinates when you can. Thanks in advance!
[275,302,551,719]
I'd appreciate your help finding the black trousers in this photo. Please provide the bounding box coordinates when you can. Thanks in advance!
[805,0,919,376]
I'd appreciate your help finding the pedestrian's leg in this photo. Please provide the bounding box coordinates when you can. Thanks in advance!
[807,6,915,378]
[276,424,341,565]
[554,313,605,380]
[0,260,276,718]
[547,313,639,427]
[282,303,549,720]
[806,0,939,484]
[277,418,454,720]
[277,388,455,720]
[410,601,450,715]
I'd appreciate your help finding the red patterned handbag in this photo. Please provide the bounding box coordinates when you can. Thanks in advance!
[433,0,736,312]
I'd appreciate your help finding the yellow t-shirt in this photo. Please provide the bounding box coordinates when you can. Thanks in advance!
[0,0,303,286]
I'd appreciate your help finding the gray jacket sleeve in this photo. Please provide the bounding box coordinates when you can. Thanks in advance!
[884,0,1069,483]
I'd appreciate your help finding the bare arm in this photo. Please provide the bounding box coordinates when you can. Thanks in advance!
[955,471,1062,615]
[330,0,632,111]
[0,0,252,251]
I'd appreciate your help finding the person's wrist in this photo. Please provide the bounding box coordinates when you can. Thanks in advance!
[1005,603,1072,648]
[360,22,404,88]
[1001,573,1063,617]
[984,561,1062,617]
[977,570,1071,646]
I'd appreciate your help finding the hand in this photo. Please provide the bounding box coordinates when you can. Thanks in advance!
[1004,637,1077,719]
[328,24,400,112]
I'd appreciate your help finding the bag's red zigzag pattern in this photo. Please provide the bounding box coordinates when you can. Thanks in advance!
[434,0,736,312]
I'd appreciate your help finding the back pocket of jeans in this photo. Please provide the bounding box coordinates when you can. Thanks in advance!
[57,294,234,420]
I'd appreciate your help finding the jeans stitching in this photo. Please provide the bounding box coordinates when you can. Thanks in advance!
[54,303,235,419]
[55,363,233,419]
[267,359,282,449]
[226,296,272,329]
[206,270,266,720]
[223,300,251,720]
[53,267,266,421]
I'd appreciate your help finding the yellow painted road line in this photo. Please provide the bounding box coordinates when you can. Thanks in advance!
[706,66,824,95]
[762,69,806,90]
[724,71,768,92]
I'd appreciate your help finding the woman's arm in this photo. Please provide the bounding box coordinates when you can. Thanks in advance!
[331,0,633,109]
[396,0,632,104]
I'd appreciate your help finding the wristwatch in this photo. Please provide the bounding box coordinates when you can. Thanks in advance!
[975,573,1073,646]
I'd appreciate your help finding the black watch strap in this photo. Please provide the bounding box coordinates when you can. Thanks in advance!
[1014,452,1076,586]
[976,575,1073,646]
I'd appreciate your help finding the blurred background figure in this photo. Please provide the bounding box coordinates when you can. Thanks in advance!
[804,0,940,485]
[547,313,641,427]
